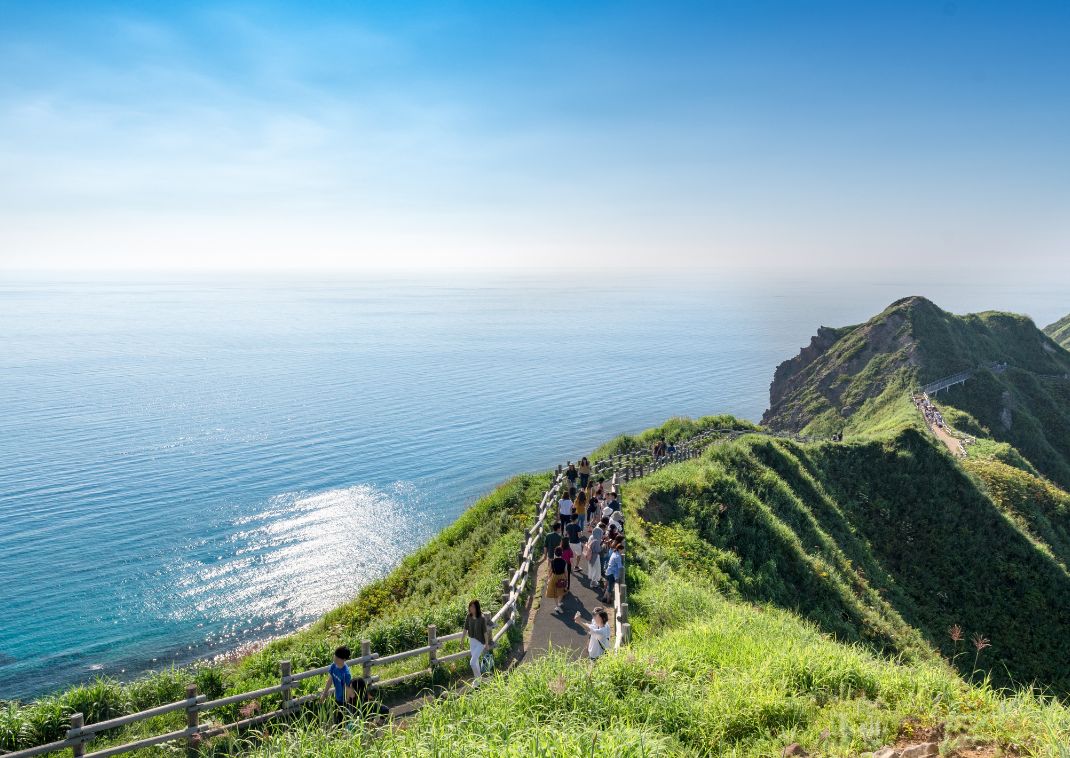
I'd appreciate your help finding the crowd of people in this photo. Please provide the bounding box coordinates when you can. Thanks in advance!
[320,459,632,726]
[913,393,946,429]
[650,438,676,460]
[543,471,625,661]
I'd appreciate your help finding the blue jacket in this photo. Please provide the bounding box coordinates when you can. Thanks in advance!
[606,550,623,580]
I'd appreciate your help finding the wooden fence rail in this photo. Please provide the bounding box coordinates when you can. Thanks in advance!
[5,429,732,758]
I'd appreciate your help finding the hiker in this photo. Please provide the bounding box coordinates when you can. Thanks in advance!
[462,599,490,687]
[565,463,578,489]
[585,520,604,585]
[594,477,605,499]
[578,457,591,489]
[351,677,390,720]
[594,518,612,578]
[544,522,563,566]
[573,490,588,530]
[585,495,600,532]
[320,645,356,723]
[558,489,575,524]
[602,542,624,603]
[564,517,583,570]
[575,607,612,660]
[561,541,574,591]
[547,546,569,611]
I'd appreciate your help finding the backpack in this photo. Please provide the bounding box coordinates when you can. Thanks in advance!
[479,649,495,673]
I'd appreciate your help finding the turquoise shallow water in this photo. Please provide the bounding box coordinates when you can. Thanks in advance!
[1,273,1065,699]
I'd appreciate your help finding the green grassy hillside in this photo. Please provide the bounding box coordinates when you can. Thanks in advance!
[1046,313,1070,350]
[245,564,1070,756]
[626,432,1070,696]
[764,296,1070,489]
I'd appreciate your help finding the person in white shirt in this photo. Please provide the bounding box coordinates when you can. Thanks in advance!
[558,491,575,523]
[575,608,611,660]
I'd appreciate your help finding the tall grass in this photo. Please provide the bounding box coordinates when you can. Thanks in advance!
[242,569,1070,756]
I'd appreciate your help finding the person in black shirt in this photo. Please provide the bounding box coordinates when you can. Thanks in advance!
[564,519,583,570]
[544,522,563,567]
[546,547,569,611]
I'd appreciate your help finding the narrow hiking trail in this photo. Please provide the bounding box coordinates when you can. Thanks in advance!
[523,551,607,662]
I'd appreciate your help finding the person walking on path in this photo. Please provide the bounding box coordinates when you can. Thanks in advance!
[561,542,574,591]
[602,542,624,604]
[585,495,600,533]
[578,457,591,489]
[575,608,612,660]
[585,520,604,586]
[546,547,569,611]
[558,490,575,524]
[565,463,578,490]
[564,518,583,571]
[544,522,563,567]
[573,490,588,530]
[462,600,490,687]
[320,646,356,723]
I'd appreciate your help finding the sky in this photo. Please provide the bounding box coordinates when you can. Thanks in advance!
[1,1,1068,275]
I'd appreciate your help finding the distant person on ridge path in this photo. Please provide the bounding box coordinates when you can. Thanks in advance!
[578,457,591,489]
[575,607,611,660]
[565,463,578,489]
[320,645,356,723]
[547,546,569,611]
[462,599,490,687]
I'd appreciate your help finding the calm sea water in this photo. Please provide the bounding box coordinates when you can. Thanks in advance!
[1,272,1066,699]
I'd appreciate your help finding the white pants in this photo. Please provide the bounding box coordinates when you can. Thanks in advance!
[469,637,485,677]
[587,554,601,582]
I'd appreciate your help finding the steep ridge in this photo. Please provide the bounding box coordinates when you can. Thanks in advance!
[1046,312,1070,350]
[764,296,1070,489]
[629,431,1070,694]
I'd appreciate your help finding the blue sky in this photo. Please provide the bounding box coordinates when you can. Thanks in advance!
[1,1,1068,274]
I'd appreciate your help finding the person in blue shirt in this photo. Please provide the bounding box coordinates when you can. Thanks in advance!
[320,645,356,722]
[601,542,624,603]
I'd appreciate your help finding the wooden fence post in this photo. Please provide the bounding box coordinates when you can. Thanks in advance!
[361,640,373,682]
[70,713,85,758]
[185,683,199,754]
[279,661,291,715]
[637,463,644,477]
[501,578,511,605]
[428,625,438,668]
[621,622,631,645]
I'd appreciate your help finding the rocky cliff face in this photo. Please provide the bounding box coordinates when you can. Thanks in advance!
[762,297,923,432]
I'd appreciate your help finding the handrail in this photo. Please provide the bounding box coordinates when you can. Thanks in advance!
[5,428,733,758]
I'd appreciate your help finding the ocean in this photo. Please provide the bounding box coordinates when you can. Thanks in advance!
[1,272,1066,699]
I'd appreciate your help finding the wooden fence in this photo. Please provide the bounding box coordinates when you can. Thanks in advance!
[6,432,723,758]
